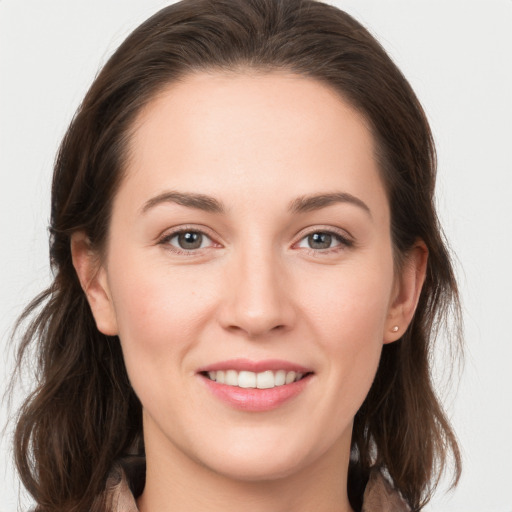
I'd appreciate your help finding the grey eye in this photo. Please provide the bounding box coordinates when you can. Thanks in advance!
[307,232,333,249]
[179,232,202,249]
[169,231,209,250]
[296,231,349,251]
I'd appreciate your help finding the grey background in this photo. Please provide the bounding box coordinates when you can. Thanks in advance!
[1,1,511,510]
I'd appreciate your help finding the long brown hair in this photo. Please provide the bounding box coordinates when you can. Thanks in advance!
[11,1,462,511]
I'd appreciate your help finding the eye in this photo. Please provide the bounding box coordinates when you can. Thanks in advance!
[160,229,215,252]
[296,230,352,251]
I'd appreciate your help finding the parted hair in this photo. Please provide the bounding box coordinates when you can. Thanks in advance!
[12,1,461,511]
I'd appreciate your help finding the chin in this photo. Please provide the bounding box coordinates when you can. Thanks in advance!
[189,426,337,484]
[203,451,309,483]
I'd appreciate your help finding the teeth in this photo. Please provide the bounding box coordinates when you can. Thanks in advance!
[285,371,296,384]
[274,370,286,386]
[238,371,256,388]
[205,369,306,388]
[256,370,274,389]
[225,370,238,386]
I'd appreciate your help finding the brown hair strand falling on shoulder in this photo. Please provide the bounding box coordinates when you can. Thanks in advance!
[11,1,462,511]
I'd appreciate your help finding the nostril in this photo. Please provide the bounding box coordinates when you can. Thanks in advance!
[224,320,288,338]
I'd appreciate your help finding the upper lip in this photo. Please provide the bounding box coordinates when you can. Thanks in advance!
[197,358,313,374]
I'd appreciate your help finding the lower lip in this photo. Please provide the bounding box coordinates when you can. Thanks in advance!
[200,374,312,412]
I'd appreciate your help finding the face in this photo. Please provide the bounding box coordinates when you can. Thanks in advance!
[77,72,422,482]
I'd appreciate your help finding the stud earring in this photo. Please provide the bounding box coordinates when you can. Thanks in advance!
[391,325,399,332]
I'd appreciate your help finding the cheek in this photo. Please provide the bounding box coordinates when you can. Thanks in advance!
[298,257,394,404]
[107,255,218,371]
[302,257,394,344]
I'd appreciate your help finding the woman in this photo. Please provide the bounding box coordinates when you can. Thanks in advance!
[12,0,462,511]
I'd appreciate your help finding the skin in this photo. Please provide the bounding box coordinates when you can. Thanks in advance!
[72,71,427,512]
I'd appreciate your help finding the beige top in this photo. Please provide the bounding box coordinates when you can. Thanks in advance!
[104,459,410,512]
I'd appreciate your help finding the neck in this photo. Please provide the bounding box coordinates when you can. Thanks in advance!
[137,423,353,512]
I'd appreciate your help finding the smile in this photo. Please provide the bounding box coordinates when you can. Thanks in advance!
[204,369,306,389]
[197,359,314,411]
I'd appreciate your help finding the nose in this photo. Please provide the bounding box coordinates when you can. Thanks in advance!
[218,246,296,339]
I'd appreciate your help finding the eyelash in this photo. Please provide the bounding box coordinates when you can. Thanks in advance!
[157,226,353,256]
[157,226,219,256]
[294,228,354,255]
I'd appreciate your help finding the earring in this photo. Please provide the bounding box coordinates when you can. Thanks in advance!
[391,325,399,332]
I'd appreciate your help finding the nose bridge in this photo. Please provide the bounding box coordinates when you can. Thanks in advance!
[220,236,294,337]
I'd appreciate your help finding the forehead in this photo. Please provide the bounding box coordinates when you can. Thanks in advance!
[119,71,387,220]
[131,70,375,163]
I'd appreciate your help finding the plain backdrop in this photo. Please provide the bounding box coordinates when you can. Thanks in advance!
[1,1,511,511]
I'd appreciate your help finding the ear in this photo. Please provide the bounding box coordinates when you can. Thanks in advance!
[71,231,118,336]
[384,240,428,343]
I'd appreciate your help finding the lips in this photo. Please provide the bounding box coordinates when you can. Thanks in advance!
[197,359,313,411]
[198,358,311,374]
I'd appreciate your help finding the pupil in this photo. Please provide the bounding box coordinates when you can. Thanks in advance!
[178,232,202,249]
[309,232,331,249]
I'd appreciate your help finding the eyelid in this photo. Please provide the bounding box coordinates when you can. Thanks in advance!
[157,224,222,254]
[155,224,354,256]
[292,225,355,251]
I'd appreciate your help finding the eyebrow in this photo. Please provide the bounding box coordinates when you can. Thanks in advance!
[288,192,372,217]
[141,191,225,214]
[141,190,371,217]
